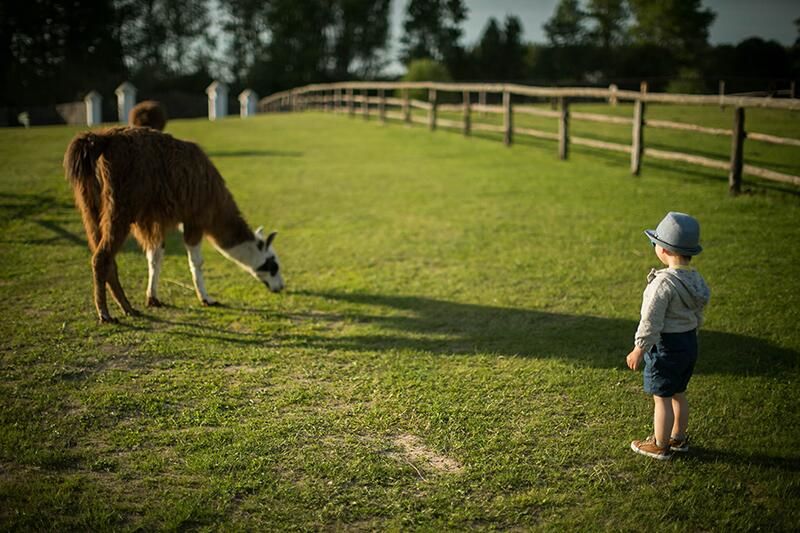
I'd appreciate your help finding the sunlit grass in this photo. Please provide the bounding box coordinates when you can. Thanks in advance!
[0,111,798,530]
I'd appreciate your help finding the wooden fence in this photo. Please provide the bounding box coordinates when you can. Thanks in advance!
[258,82,800,194]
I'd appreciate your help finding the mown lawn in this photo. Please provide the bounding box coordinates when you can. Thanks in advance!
[1,108,799,530]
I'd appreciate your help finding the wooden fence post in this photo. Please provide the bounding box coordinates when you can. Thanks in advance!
[558,97,570,160]
[719,80,725,109]
[609,84,618,106]
[631,97,646,175]
[403,89,411,124]
[347,88,354,117]
[479,91,486,117]
[429,88,437,131]
[379,89,386,123]
[791,81,796,99]
[362,89,369,119]
[729,107,745,195]
[335,89,341,113]
[503,90,513,146]
[463,90,471,136]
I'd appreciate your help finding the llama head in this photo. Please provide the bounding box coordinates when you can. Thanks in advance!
[253,227,284,293]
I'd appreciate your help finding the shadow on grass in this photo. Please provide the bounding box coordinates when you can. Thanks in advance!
[207,149,303,158]
[684,446,800,473]
[280,291,798,378]
[0,191,74,221]
[127,290,799,379]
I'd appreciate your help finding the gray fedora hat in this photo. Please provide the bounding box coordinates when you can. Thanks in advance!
[644,212,703,255]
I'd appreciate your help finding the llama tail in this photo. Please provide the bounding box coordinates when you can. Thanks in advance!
[63,132,109,187]
[64,132,110,250]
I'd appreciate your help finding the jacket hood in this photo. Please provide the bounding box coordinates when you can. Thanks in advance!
[657,268,710,310]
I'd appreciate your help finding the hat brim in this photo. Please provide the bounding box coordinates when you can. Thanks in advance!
[644,230,702,256]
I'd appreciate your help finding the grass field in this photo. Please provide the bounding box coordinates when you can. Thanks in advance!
[1,108,799,530]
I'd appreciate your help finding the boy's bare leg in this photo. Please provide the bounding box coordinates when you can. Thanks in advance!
[671,392,688,438]
[653,395,674,446]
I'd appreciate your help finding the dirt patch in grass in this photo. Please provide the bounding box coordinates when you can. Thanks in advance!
[389,433,464,478]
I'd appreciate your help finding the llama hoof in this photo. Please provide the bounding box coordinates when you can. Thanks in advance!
[125,308,141,317]
[146,297,163,308]
[99,315,118,324]
[202,299,219,307]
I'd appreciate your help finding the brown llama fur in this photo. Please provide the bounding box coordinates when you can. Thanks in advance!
[64,126,283,322]
[129,100,167,131]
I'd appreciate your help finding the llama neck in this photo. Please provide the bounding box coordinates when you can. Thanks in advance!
[207,198,254,250]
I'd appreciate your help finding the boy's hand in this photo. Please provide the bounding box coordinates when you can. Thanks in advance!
[626,346,645,370]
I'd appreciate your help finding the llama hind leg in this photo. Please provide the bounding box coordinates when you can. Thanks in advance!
[92,225,131,323]
[185,242,217,306]
[108,260,139,316]
[146,243,165,307]
[92,249,117,323]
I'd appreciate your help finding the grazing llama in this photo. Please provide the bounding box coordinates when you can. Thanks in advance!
[129,100,167,131]
[63,126,284,323]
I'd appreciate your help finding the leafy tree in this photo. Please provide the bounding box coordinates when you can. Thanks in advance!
[329,0,392,79]
[795,16,800,47]
[473,15,527,81]
[221,0,268,85]
[1,0,126,106]
[502,16,526,80]
[115,0,212,78]
[585,0,628,49]
[543,0,587,47]
[400,0,468,70]
[474,18,503,79]
[627,0,715,63]
[221,0,391,93]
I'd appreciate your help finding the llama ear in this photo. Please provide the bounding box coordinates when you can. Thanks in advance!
[266,231,278,248]
[254,226,265,239]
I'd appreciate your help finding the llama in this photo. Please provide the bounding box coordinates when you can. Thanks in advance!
[129,100,167,131]
[63,126,284,323]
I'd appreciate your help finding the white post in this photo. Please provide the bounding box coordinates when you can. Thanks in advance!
[115,82,137,123]
[206,81,229,121]
[84,90,102,126]
[238,89,258,118]
[608,83,618,106]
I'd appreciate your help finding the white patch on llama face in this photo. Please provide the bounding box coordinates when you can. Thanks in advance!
[214,231,284,293]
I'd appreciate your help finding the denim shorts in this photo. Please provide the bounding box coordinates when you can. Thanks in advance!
[643,330,698,397]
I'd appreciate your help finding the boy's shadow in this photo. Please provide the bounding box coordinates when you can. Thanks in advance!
[291,291,798,378]
[683,446,800,473]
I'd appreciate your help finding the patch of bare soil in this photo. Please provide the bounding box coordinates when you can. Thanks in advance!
[388,433,464,478]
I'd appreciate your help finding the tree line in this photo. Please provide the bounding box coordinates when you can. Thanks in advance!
[2,0,799,111]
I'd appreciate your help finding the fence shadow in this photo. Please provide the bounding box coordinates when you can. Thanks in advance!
[286,291,798,378]
[0,191,74,221]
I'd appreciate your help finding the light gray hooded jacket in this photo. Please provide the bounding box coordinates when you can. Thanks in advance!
[634,266,711,351]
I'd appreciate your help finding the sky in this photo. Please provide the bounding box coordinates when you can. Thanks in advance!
[388,0,799,56]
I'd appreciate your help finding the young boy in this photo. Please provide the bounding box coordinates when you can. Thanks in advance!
[626,212,710,460]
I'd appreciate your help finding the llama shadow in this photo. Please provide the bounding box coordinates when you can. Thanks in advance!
[286,291,798,378]
[207,149,303,159]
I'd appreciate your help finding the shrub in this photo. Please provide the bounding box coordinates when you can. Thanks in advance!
[402,59,452,101]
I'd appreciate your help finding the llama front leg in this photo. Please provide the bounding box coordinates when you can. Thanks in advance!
[146,244,165,307]
[186,243,217,306]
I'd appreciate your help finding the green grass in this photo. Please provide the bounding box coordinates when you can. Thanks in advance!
[1,109,799,530]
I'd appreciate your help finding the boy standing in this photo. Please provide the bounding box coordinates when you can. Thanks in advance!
[627,212,710,460]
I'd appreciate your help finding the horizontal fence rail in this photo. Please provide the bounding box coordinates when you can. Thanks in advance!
[259,81,800,193]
